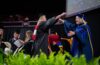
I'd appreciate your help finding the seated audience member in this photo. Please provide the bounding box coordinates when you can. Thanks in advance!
[9,30,22,52]
[0,28,12,55]
[0,28,6,52]
[22,30,33,55]
[48,33,63,54]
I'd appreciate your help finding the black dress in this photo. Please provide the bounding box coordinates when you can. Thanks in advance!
[32,17,57,56]
[23,40,33,55]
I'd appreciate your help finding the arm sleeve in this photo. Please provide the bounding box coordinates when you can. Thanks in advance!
[41,17,57,31]
[64,20,75,38]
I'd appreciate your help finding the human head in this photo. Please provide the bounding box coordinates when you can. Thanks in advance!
[38,15,47,22]
[13,30,20,39]
[0,28,4,35]
[75,14,84,25]
[25,30,32,38]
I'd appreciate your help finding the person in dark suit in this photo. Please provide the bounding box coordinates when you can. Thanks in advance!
[22,30,33,55]
[31,13,66,56]
[9,30,20,52]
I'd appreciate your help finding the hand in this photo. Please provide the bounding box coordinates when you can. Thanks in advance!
[56,12,66,19]
[58,18,65,23]
[68,31,75,36]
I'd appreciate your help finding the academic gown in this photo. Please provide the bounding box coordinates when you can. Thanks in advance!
[64,20,76,38]
[32,17,57,56]
[64,20,93,61]
[73,24,93,61]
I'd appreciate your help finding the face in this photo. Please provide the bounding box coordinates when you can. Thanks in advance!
[0,29,3,35]
[13,32,19,39]
[75,16,83,25]
[39,15,47,22]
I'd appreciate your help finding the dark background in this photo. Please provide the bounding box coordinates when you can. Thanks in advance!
[0,0,100,57]
[0,0,65,19]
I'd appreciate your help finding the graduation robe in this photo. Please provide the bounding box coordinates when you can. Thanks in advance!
[32,17,57,56]
[64,20,76,38]
[64,20,93,61]
[72,24,93,61]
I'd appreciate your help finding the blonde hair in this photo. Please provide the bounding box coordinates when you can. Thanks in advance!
[26,30,32,37]
[38,15,47,22]
[25,30,32,42]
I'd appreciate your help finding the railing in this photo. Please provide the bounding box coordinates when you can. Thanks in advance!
[0,21,37,27]
[0,21,63,28]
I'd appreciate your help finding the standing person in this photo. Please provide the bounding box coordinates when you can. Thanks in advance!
[62,14,93,61]
[31,13,66,56]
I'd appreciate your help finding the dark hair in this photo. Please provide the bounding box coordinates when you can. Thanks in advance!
[76,14,83,18]
[76,14,86,20]
[14,30,20,34]
[38,13,46,17]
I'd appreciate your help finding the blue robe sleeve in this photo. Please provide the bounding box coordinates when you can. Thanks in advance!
[64,20,75,38]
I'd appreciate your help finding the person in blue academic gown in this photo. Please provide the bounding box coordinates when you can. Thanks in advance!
[61,14,93,61]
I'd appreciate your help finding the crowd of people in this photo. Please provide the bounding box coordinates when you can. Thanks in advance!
[0,12,93,61]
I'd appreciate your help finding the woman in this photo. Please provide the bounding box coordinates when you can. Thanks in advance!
[63,14,93,61]
[23,30,33,55]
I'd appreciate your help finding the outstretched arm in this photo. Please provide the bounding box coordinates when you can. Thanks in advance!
[55,12,66,20]
[42,12,67,31]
